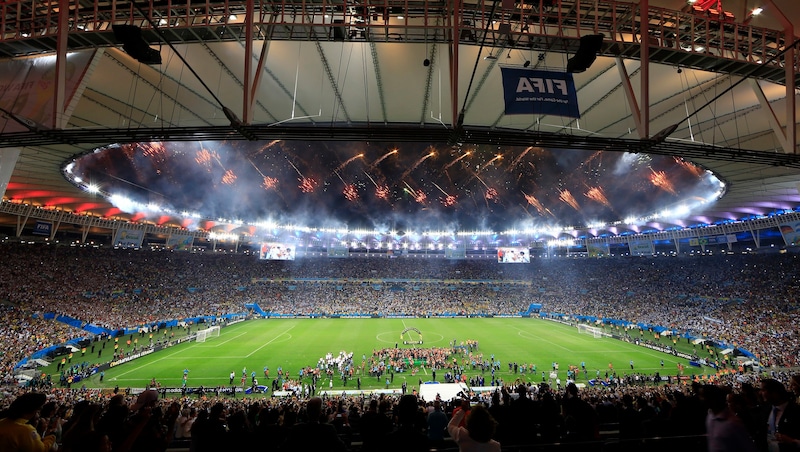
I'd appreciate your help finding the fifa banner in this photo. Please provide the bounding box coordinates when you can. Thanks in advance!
[260,242,295,260]
[689,235,736,247]
[500,67,580,118]
[32,221,52,236]
[497,247,530,263]
[779,221,800,246]
[0,50,97,133]
[587,242,610,258]
[166,234,194,251]
[628,240,653,256]
[114,227,144,248]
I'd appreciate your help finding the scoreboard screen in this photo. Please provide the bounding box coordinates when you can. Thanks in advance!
[497,247,530,263]
[259,242,295,260]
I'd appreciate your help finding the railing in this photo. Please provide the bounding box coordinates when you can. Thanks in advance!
[0,0,794,80]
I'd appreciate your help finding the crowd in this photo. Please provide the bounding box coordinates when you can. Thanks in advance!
[3,372,800,451]
[2,243,800,450]
[1,245,800,381]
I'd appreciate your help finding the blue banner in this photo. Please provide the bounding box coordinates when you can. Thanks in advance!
[501,68,580,117]
[32,221,52,236]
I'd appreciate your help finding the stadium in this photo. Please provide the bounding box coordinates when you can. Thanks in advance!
[1,0,800,451]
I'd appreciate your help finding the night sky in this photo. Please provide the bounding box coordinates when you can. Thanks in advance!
[71,140,720,231]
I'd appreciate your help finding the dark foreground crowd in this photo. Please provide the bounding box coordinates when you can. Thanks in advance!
[3,372,800,451]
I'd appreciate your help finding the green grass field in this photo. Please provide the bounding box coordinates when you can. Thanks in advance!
[58,318,722,392]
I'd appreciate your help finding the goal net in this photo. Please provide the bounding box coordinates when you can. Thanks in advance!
[577,324,603,339]
[195,325,220,343]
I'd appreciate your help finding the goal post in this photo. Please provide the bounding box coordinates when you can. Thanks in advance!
[195,325,221,343]
[577,324,603,339]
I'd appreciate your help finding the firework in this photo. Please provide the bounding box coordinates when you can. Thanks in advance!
[584,186,612,208]
[473,172,489,189]
[141,142,166,160]
[363,171,390,201]
[432,182,457,207]
[335,153,364,173]
[403,182,427,205]
[375,185,390,201]
[673,157,704,177]
[343,184,359,201]
[485,187,498,202]
[444,151,471,170]
[649,169,677,195]
[369,149,398,169]
[298,177,317,193]
[286,157,304,177]
[254,140,282,155]
[522,191,548,215]
[478,154,503,173]
[559,189,580,211]
[261,176,278,190]
[221,169,237,185]
[401,151,435,180]
[508,147,534,172]
[195,148,217,169]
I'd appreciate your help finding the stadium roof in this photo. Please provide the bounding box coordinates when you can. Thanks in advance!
[1,0,799,238]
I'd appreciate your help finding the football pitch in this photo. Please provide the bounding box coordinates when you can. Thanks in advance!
[77,318,712,391]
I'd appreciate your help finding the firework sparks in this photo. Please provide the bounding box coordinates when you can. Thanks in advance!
[369,149,398,169]
[559,189,581,211]
[195,148,218,170]
[484,187,498,202]
[649,169,677,195]
[335,153,364,173]
[221,169,237,185]
[343,184,359,201]
[584,186,612,208]
[401,151,435,180]
[261,176,278,190]
[403,182,427,205]
[444,151,471,170]
[254,140,282,155]
[478,154,503,173]
[431,182,449,196]
[286,157,304,177]
[508,147,534,171]
[673,157,704,177]
[522,191,548,215]
[472,172,489,189]
[141,142,166,160]
[364,171,390,201]
[298,177,317,193]
[432,182,457,207]
[375,185,390,201]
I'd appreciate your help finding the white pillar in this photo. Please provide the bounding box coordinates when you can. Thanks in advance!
[0,148,22,201]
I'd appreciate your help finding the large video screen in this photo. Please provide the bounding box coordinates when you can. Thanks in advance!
[259,242,296,260]
[497,247,530,263]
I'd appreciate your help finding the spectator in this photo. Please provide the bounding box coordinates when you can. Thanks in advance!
[0,392,57,452]
[447,403,501,452]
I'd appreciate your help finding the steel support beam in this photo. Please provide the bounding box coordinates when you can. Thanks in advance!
[750,79,790,153]
[639,0,650,139]
[616,57,644,139]
[243,0,255,124]
[0,148,21,201]
[53,0,69,129]
[762,0,796,153]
